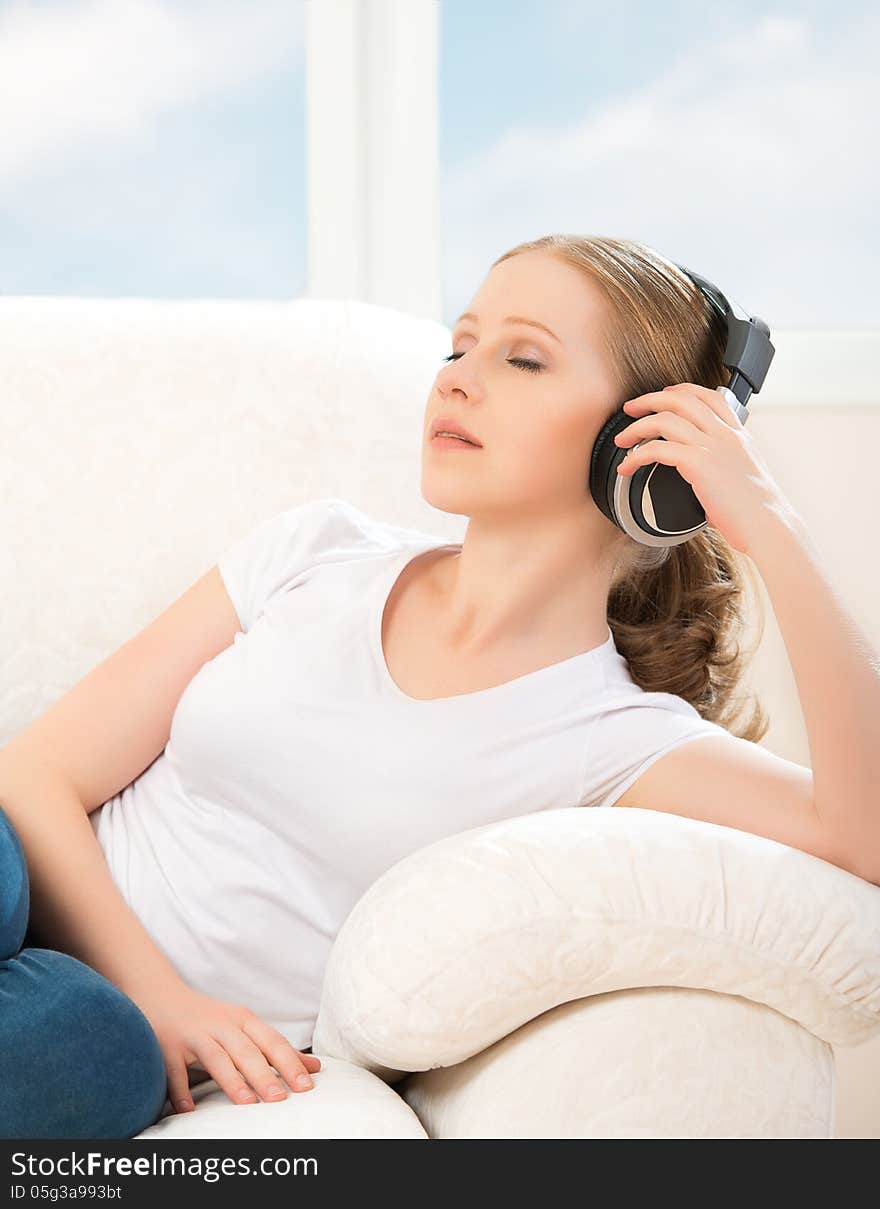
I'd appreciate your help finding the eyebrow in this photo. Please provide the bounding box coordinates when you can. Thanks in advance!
[454,312,562,345]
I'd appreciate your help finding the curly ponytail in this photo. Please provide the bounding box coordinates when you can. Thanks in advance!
[492,233,770,743]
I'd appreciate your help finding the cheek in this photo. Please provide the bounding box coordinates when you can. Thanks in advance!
[504,413,581,487]
[496,392,598,477]
[543,405,593,460]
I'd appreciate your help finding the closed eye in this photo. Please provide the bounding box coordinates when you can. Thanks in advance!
[442,352,544,375]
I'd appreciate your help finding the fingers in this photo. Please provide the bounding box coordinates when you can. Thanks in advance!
[165,1059,196,1115]
[197,1018,321,1107]
[239,1013,320,1099]
[195,1034,261,1106]
[663,382,745,429]
[615,411,702,450]
[627,386,738,435]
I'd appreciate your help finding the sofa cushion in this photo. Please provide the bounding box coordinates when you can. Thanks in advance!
[134,1054,428,1140]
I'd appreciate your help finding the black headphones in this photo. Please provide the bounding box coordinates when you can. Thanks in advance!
[588,264,776,547]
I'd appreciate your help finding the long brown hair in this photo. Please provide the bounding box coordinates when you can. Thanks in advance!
[491,234,769,743]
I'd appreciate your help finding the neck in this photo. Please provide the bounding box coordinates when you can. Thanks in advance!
[428,521,617,659]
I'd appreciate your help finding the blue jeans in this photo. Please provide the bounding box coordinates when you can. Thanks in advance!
[0,801,169,1138]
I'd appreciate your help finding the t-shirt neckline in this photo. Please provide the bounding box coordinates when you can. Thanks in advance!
[371,539,615,704]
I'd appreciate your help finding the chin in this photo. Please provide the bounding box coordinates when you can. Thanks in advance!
[419,470,485,518]
[420,481,471,517]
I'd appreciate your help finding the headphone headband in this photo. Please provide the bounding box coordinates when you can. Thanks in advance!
[672,262,775,413]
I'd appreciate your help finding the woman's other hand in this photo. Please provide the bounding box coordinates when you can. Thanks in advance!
[131,981,321,1113]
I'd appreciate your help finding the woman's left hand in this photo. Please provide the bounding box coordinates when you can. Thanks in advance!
[613,381,798,558]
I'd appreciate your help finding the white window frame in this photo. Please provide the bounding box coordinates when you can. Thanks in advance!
[304,0,441,322]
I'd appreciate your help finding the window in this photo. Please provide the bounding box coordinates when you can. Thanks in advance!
[438,0,878,331]
[0,0,305,299]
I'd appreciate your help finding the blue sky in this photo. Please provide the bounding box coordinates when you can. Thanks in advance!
[0,0,876,328]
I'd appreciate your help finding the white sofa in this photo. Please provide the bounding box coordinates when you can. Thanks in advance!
[1,294,878,1140]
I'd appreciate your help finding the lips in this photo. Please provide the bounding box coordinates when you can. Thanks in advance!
[430,415,482,446]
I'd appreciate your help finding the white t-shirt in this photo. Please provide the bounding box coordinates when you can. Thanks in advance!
[90,496,729,1048]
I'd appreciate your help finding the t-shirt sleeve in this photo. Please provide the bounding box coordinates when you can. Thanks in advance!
[581,690,733,810]
[217,497,343,633]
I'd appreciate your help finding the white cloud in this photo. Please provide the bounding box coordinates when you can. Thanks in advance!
[0,0,301,182]
[442,10,880,326]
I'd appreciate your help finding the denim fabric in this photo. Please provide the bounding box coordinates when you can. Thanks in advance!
[0,801,169,1139]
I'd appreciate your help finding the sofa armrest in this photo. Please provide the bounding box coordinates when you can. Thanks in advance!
[313,807,880,1083]
[397,985,837,1138]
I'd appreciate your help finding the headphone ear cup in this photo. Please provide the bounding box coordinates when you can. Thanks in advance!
[589,409,632,527]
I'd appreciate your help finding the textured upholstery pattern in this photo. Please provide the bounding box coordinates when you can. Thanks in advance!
[312,806,880,1082]
[401,988,837,1139]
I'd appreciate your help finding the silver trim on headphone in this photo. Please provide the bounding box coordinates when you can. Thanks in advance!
[718,385,750,427]
[610,382,751,547]
[612,452,706,547]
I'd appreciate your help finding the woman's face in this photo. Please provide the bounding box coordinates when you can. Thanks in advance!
[421,250,621,523]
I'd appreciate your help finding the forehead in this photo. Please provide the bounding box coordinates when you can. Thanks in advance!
[463,252,609,344]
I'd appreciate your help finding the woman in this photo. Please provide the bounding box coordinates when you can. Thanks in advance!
[4,235,864,1139]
